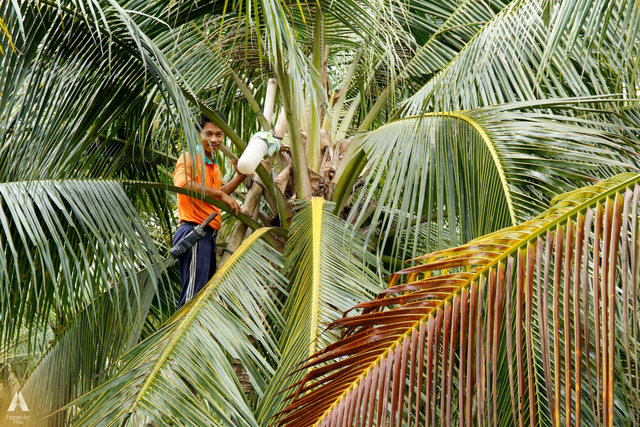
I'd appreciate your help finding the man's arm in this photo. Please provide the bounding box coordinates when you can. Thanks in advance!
[221,159,247,196]
[184,180,241,215]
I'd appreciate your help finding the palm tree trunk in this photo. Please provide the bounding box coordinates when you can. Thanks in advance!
[221,79,279,265]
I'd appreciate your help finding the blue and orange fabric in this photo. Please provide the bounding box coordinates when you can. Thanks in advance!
[173,150,222,231]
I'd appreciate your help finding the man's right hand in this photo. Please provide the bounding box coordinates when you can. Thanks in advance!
[221,193,241,215]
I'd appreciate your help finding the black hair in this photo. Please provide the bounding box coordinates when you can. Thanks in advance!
[196,110,227,129]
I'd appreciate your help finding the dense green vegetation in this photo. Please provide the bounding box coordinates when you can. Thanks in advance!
[2,0,640,425]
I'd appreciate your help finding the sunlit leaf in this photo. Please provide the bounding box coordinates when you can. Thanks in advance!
[280,172,640,426]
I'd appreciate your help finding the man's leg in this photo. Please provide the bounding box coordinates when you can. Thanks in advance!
[175,226,215,309]
[174,224,193,309]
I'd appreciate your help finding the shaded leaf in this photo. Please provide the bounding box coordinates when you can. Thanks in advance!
[70,228,286,427]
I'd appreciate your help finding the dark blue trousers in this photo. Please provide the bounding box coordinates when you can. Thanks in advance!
[174,222,217,309]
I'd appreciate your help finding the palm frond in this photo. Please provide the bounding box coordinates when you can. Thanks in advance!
[401,0,640,114]
[0,0,201,181]
[153,20,233,96]
[19,261,170,427]
[280,172,640,426]
[337,0,640,278]
[119,0,222,36]
[347,98,640,264]
[335,0,640,215]
[255,198,384,424]
[139,262,184,340]
[405,0,481,36]
[319,0,407,53]
[69,228,286,427]
[0,179,165,351]
[403,0,511,82]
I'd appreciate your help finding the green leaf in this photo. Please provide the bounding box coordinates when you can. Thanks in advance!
[69,228,286,427]
[348,98,640,264]
[279,172,640,426]
[153,21,233,96]
[256,198,384,424]
[403,0,511,81]
[401,0,640,114]
[19,261,170,427]
[0,1,201,182]
[0,179,166,352]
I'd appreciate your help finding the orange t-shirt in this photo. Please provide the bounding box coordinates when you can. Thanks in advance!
[173,153,222,231]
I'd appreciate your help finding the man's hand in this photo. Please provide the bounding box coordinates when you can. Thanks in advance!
[232,159,247,178]
[220,193,241,215]
[221,159,249,196]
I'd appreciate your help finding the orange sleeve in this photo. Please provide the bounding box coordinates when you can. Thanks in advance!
[173,155,189,188]
[174,154,206,188]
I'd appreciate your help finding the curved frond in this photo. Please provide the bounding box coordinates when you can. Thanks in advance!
[320,0,407,52]
[401,0,640,114]
[256,198,384,423]
[0,179,165,350]
[403,0,510,81]
[0,0,201,181]
[20,261,171,427]
[154,20,233,95]
[119,0,222,36]
[279,172,640,426]
[348,98,640,263]
[70,228,286,427]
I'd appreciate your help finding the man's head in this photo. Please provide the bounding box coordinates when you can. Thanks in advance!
[196,111,227,156]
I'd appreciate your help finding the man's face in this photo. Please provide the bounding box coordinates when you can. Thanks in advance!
[199,122,225,155]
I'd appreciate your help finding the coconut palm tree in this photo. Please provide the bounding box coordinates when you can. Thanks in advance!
[281,173,640,427]
[1,0,640,425]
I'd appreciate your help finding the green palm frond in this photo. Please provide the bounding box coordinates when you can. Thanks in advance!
[0,0,201,182]
[69,228,286,427]
[280,172,640,426]
[0,179,166,350]
[403,0,511,82]
[405,0,482,36]
[334,0,640,208]
[319,0,407,52]
[19,261,170,427]
[118,0,222,36]
[401,0,640,114]
[256,198,384,424]
[151,15,276,143]
[330,0,516,213]
[154,20,234,96]
[347,98,640,264]
[139,263,184,340]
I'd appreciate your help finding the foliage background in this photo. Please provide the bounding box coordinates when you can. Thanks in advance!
[1,0,640,425]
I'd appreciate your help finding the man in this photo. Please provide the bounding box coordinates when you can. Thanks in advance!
[173,111,246,309]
